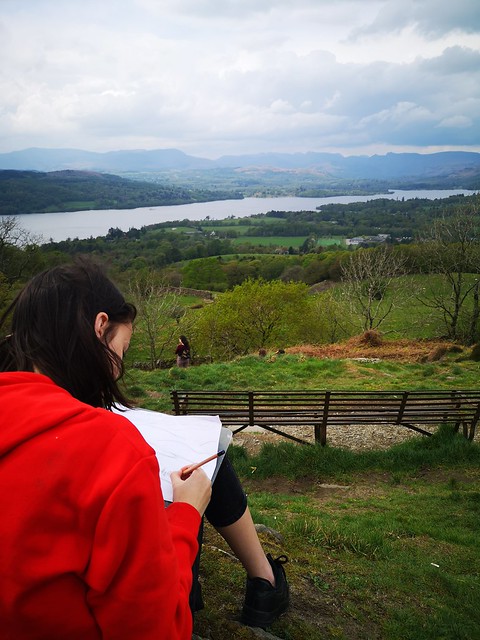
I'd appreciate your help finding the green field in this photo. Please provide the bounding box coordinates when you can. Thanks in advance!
[166,224,346,248]
[316,236,345,246]
[231,235,345,248]
[231,235,308,247]
[339,272,480,340]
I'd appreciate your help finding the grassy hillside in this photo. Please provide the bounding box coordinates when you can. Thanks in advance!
[122,348,480,640]
[0,169,240,215]
[196,435,480,640]
[327,272,480,340]
[123,272,480,374]
[123,346,480,413]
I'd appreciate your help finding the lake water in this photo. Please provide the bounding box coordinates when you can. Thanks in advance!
[13,189,477,243]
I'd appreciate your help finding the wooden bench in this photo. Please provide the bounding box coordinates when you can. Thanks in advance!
[171,389,480,445]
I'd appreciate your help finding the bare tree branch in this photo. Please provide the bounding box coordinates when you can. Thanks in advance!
[417,205,480,342]
[340,246,409,332]
[128,271,190,369]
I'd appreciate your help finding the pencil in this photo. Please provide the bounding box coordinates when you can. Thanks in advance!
[181,450,226,479]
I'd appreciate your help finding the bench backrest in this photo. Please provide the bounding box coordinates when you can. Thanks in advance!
[171,390,480,422]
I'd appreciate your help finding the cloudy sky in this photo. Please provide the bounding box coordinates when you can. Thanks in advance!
[1,0,479,158]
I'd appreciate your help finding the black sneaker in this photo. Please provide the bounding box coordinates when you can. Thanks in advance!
[240,554,290,628]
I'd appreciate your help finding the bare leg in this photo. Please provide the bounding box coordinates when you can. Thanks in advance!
[215,506,275,586]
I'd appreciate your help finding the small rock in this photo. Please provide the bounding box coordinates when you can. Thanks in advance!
[254,524,284,543]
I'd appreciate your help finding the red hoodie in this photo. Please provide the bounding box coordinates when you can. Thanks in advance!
[0,372,200,640]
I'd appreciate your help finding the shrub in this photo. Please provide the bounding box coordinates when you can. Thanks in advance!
[469,343,480,361]
[358,330,383,347]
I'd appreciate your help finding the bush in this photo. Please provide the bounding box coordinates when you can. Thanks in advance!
[358,330,383,347]
[469,343,480,361]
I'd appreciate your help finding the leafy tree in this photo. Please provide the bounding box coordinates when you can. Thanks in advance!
[191,278,311,360]
[182,257,228,291]
[222,260,259,288]
[0,217,44,313]
[300,234,317,253]
[309,288,352,344]
[301,251,348,285]
[280,265,306,283]
[258,255,292,281]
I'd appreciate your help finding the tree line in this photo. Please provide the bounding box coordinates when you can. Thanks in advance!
[1,193,480,365]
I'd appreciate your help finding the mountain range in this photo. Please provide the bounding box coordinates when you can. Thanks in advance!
[1,148,480,181]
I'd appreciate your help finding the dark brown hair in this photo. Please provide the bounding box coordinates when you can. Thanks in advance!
[0,259,136,408]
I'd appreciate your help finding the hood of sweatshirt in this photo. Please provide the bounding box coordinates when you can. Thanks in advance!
[0,372,92,458]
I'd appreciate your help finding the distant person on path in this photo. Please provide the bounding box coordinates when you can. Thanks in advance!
[0,260,211,640]
[176,335,191,367]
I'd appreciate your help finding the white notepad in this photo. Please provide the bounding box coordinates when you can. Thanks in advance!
[114,407,231,502]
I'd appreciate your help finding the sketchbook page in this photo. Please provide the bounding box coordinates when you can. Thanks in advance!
[114,407,223,502]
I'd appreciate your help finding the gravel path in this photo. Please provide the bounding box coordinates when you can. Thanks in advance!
[233,422,479,455]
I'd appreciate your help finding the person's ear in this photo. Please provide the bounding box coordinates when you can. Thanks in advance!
[94,312,109,339]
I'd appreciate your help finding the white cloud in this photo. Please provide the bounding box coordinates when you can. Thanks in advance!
[351,0,480,37]
[0,0,479,156]
[437,115,472,129]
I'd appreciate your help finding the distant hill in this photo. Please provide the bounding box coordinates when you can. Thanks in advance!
[1,150,479,211]
[217,151,480,179]
[1,147,480,183]
[0,148,213,173]
[0,170,241,215]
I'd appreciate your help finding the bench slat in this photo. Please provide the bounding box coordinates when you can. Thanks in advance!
[170,389,480,445]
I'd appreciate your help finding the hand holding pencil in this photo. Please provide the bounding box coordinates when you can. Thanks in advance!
[169,450,225,516]
[170,466,212,516]
[180,450,225,480]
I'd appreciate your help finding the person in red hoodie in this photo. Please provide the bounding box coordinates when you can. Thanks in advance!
[0,260,211,640]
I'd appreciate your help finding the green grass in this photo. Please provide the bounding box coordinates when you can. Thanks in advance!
[125,272,480,368]
[122,346,480,639]
[120,271,480,638]
[203,217,283,228]
[333,272,480,340]
[124,353,480,413]
[193,430,480,639]
[228,424,480,480]
[316,236,345,247]
[230,235,346,248]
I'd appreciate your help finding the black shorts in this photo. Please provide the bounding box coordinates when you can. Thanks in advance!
[205,454,248,527]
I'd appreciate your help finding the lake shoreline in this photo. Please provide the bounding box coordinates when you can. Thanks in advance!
[13,189,478,243]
